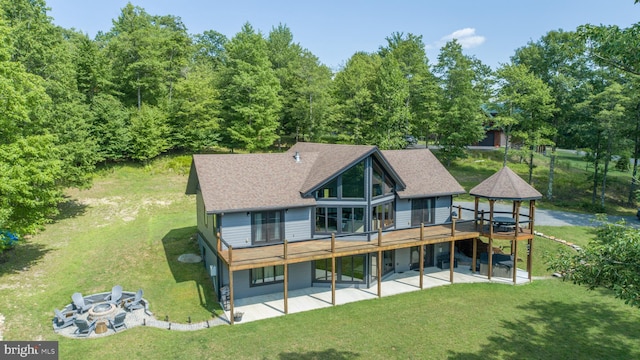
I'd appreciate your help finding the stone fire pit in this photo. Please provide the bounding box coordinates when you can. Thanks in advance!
[87,303,117,321]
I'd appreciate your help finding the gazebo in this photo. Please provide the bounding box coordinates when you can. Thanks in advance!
[469,166,543,284]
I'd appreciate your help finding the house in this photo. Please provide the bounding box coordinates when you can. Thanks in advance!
[185,143,537,322]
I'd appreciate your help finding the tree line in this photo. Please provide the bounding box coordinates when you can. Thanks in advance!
[1,0,640,239]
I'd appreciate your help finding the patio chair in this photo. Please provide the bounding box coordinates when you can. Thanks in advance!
[53,308,77,330]
[104,285,123,306]
[71,292,93,314]
[124,289,144,311]
[73,319,97,337]
[109,312,127,332]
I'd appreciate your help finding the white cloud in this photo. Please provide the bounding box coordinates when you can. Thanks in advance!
[438,27,486,49]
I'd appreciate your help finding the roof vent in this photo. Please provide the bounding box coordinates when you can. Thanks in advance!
[294,151,301,163]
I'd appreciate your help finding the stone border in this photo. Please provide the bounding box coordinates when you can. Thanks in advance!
[534,231,582,251]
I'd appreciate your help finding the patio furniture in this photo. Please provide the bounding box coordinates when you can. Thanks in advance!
[73,319,97,337]
[109,312,127,332]
[53,308,77,330]
[124,289,144,311]
[71,292,93,314]
[493,216,516,232]
[105,285,123,306]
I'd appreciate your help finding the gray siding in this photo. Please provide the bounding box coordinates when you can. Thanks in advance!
[232,262,312,299]
[395,197,412,229]
[285,207,312,242]
[435,196,453,224]
[220,212,252,248]
[197,191,216,245]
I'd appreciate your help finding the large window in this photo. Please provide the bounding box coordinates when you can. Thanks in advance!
[371,160,394,198]
[371,201,394,230]
[411,198,435,226]
[316,206,364,234]
[250,265,284,286]
[252,210,284,244]
[315,160,365,199]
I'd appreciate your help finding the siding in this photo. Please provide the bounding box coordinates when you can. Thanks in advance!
[220,212,252,248]
[435,196,453,224]
[284,207,312,242]
[395,197,412,229]
[232,262,312,299]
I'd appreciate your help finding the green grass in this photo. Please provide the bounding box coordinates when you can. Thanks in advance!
[2,155,640,359]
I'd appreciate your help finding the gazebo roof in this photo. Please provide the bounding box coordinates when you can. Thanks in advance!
[470,166,543,200]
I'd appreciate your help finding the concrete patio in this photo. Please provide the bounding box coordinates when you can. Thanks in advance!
[225,266,531,324]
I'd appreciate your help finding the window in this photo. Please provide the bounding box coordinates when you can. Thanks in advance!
[342,161,365,198]
[252,210,284,244]
[316,178,337,199]
[250,265,284,286]
[372,201,394,230]
[314,259,332,281]
[313,256,365,283]
[371,160,394,198]
[316,206,364,234]
[411,198,435,227]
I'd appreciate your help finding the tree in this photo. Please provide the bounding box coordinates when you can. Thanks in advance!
[129,105,170,161]
[513,29,590,197]
[433,40,491,164]
[90,93,131,162]
[494,63,556,178]
[549,219,640,308]
[369,54,410,149]
[379,32,441,144]
[332,52,380,144]
[219,23,282,152]
[169,64,222,152]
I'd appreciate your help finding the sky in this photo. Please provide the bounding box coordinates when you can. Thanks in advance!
[45,0,639,71]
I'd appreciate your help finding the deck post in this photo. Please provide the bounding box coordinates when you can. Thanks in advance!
[451,217,456,237]
[512,238,518,284]
[514,201,521,238]
[449,240,455,283]
[471,237,477,273]
[284,239,288,314]
[216,232,222,252]
[377,228,382,297]
[331,233,336,306]
[419,223,424,289]
[228,245,234,325]
[527,238,533,282]
[488,200,495,280]
[474,197,479,230]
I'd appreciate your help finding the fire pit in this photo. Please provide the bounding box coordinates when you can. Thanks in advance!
[88,303,117,321]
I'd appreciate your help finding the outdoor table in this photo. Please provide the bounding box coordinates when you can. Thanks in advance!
[492,216,516,231]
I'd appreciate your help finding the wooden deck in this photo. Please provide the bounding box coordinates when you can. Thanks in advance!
[218,221,483,271]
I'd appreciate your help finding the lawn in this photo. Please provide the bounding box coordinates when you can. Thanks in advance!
[1,155,639,359]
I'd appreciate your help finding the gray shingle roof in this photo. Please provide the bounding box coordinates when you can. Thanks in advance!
[187,152,318,213]
[469,166,543,200]
[382,149,465,198]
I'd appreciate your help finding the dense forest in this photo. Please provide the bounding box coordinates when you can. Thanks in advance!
[1,0,640,241]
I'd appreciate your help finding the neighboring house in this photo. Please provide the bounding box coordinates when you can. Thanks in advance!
[186,142,490,320]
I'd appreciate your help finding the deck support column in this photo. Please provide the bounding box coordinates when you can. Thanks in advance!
[228,245,234,325]
[527,238,533,282]
[474,197,479,230]
[449,240,455,283]
[284,239,288,314]
[488,200,495,280]
[377,228,382,297]
[331,233,336,306]
[528,200,536,282]
[471,237,477,274]
[512,239,518,284]
[419,223,424,289]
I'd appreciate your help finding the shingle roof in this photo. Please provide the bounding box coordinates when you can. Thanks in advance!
[382,149,465,198]
[186,152,318,213]
[469,166,543,200]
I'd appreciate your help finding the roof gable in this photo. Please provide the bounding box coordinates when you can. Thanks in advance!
[469,166,543,200]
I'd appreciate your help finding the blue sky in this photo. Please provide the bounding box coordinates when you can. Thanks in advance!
[46,0,639,71]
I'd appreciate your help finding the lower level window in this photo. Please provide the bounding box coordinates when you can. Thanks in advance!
[250,265,284,286]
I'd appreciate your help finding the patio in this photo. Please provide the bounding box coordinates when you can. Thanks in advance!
[225,266,532,324]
